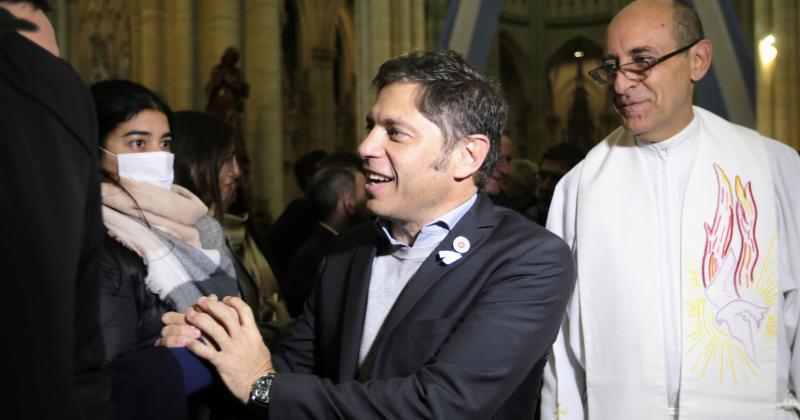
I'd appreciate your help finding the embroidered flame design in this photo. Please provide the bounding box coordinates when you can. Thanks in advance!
[701,165,734,289]
[701,164,759,297]
[734,175,759,295]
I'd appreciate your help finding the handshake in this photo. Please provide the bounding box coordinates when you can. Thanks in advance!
[158,295,276,403]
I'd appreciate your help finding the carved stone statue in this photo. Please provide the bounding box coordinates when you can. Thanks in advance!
[206,47,250,129]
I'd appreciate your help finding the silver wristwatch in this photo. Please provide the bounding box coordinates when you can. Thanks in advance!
[250,372,275,408]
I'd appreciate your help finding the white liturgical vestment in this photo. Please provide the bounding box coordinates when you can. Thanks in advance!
[541,107,800,420]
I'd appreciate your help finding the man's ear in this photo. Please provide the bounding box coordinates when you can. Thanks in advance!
[453,134,489,180]
[690,39,713,82]
[342,192,355,216]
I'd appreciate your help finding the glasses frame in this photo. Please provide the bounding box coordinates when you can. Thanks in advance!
[589,38,703,85]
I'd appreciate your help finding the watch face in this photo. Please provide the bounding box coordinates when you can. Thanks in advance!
[254,383,270,401]
[251,374,274,405]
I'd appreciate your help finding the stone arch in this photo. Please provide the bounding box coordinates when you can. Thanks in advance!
[497,31,529,157]
[284,0,345,152]
[281,0,351,198]
[545,36,615,151]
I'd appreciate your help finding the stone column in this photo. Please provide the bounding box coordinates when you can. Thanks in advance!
[756,0,800,149]
[773,0,799,150]
[307,46,337,151]
[354,0,425,147]
[293,0,344,152]
[390,0,425,56]
[355,0,390,148]
[52,0,70,59]
[131,0,164,93]
[163,0,194,110]
[199,0,242,110]
[410,0,426,49]
[392,1,412,54]
[527,1,548,160]
[243,0,284,221]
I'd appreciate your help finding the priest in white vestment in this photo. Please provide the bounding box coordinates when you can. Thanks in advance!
[540,1,800,419]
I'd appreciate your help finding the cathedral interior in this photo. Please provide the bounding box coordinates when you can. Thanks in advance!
[46,0,800,226]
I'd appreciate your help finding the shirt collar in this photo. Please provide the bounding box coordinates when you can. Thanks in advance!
[635,112,700,154]
[318,222,338,236]
[376,194,478,249]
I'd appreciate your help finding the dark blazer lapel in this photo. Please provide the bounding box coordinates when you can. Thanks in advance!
[337,230,381,380]
[361,195,497,372]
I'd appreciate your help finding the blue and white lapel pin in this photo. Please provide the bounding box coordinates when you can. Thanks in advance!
[438,236,470,265]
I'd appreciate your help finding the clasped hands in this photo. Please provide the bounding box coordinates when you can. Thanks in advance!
[157,295,275,403]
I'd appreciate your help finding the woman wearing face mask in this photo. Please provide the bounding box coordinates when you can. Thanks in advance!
[170,111,292,346]
[91,80,239,365]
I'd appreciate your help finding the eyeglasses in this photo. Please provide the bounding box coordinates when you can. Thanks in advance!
[588,39,702,85]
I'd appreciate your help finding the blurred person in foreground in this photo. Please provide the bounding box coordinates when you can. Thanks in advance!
[1,0,111,417]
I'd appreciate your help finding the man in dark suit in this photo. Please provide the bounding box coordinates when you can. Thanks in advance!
[262,149,327,284]
[284,165,369,317]
[160,49,575,419]
[0,1,111,417]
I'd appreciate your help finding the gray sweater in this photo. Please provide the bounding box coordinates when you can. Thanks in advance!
[358,243,438,364]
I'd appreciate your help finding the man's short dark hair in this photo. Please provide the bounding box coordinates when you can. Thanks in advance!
[1,0,52,12]
[541,142,586,168]
[671,0,704,47]
[294,149,328,192]
[320,152,363,172]
[307,166,356,220]
[372,49,508,190]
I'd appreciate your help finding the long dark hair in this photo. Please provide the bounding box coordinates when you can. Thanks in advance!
[170,111,234,221]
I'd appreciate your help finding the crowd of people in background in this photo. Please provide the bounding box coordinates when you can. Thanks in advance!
[5,0,800,419]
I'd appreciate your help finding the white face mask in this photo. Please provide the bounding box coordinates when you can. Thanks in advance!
[100,147,175,190]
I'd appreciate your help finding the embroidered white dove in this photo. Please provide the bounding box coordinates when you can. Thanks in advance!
[703,253,768,365]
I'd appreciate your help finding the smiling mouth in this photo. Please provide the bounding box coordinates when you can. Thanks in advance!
[616,99,646,113]
[365,171,394,185]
